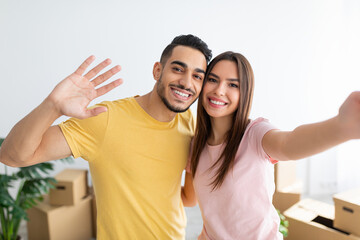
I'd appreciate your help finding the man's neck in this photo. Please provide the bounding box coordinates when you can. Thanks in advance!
[135,91,177,122]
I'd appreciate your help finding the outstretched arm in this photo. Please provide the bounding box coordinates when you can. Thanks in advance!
[262,91,360,161]
[0,56,122,167]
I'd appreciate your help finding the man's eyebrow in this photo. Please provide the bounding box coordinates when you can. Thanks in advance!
[171,60,187,68]
[171,60,205,74]
[195,68,206,74]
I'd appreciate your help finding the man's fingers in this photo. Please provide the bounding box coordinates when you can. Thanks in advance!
[79,107,108,119]
[74,55,96,75]
[91,65,121,87]
[84,58,112,80]
[90,106,108,117]
[96,79,123,97]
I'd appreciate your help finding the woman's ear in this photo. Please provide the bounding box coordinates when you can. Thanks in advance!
[153,62,162,81]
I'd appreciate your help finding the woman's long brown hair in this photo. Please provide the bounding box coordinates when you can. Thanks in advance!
[191,51,255,190]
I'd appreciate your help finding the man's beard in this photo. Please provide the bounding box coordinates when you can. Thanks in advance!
[156,75,197,113]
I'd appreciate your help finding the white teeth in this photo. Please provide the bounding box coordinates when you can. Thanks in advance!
[210,99,225,105]
[174,90,189,97]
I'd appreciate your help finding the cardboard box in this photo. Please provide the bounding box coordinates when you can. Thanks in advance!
[273,181,302,212]
[284,198,360,240]
[333,188,360,236]
[27,195,93,240]
[50,169,88,206]
[89,186,97,238]
[274,161,297,190]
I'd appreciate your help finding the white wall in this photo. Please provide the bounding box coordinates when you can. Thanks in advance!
[1,0,360,196]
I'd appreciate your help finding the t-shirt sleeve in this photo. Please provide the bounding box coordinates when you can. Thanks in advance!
[58,103,109,162]
[247,118,278,164]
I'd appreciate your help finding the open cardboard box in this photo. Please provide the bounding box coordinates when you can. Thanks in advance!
[273,161,301,213]
[274,161,297,190]
[273,180,302,213]
[333,188,360,237]
[284,198,360,240]
[50,169,88,206]
[27,194,93,240]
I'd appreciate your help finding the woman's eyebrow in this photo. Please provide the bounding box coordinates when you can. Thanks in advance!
[209,72,219,79]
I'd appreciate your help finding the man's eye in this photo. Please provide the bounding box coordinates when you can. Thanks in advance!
[194,75,203,80]
[173,67,182,72]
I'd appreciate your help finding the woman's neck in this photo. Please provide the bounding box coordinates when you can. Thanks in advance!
[208,115,233,146]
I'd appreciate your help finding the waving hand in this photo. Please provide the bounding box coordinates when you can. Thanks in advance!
[48,56,123,119]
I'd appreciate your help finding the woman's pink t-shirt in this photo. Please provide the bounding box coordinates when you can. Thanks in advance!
[192,118,283,240]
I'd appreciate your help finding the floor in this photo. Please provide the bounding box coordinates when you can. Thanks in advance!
[185,206,203,240]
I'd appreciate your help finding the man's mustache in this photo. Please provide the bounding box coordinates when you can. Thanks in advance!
[169,84,196,95]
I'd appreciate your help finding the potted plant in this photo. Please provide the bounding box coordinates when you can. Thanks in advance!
[0,137,73,240]
[278,209,289,237]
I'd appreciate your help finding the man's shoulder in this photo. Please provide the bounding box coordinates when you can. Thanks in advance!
[177,109,195,132]
[178,108,194,120]
[96,96,136,110]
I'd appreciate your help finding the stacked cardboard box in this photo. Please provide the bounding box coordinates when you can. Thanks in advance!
[272,161,302,212]
[50,169,88,206]
[89,186,97,238]
[27,169,94,240]
[284,198,360,240]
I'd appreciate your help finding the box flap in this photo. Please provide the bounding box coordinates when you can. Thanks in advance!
[275,161,298,190]
[284,198,334,221]
[31,195,63,213]
[56,169,87,182]
[32,194,92,213]
[333,188,360,210]
[278,180,303,194]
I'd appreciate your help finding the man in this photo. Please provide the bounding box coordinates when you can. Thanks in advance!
[0,34,212,239]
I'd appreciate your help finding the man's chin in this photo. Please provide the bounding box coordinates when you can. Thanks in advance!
[166,104,190,113]
[161,98,193,113]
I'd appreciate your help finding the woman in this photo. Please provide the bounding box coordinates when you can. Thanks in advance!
[182,51,360,239]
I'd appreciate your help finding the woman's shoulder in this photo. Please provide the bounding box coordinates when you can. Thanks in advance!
[246,117,273,131]
[243,117,277,143]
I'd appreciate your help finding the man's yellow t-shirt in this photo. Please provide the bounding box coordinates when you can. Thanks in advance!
[59,97,194,239]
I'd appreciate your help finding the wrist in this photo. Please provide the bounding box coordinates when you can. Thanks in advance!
[332,115,353,142]
[42,96,63,120]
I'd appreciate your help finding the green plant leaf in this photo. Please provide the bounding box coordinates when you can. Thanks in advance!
[0,152,74,239]
[58,156,74,164]
[277,209,289,237]
[17,162,55,180]
[0,194,15,207]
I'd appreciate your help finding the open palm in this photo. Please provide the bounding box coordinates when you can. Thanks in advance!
[48,56,122,119]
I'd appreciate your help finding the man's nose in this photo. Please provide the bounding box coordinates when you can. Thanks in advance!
[179,72,193,90]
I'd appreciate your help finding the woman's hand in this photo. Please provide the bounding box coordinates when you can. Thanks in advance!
[337,91,360,140]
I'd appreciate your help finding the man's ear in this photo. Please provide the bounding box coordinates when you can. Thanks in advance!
[153,62,162,81]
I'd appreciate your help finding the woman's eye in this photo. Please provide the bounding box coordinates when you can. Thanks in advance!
[230,83,239,88]
[208,78,217,83]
